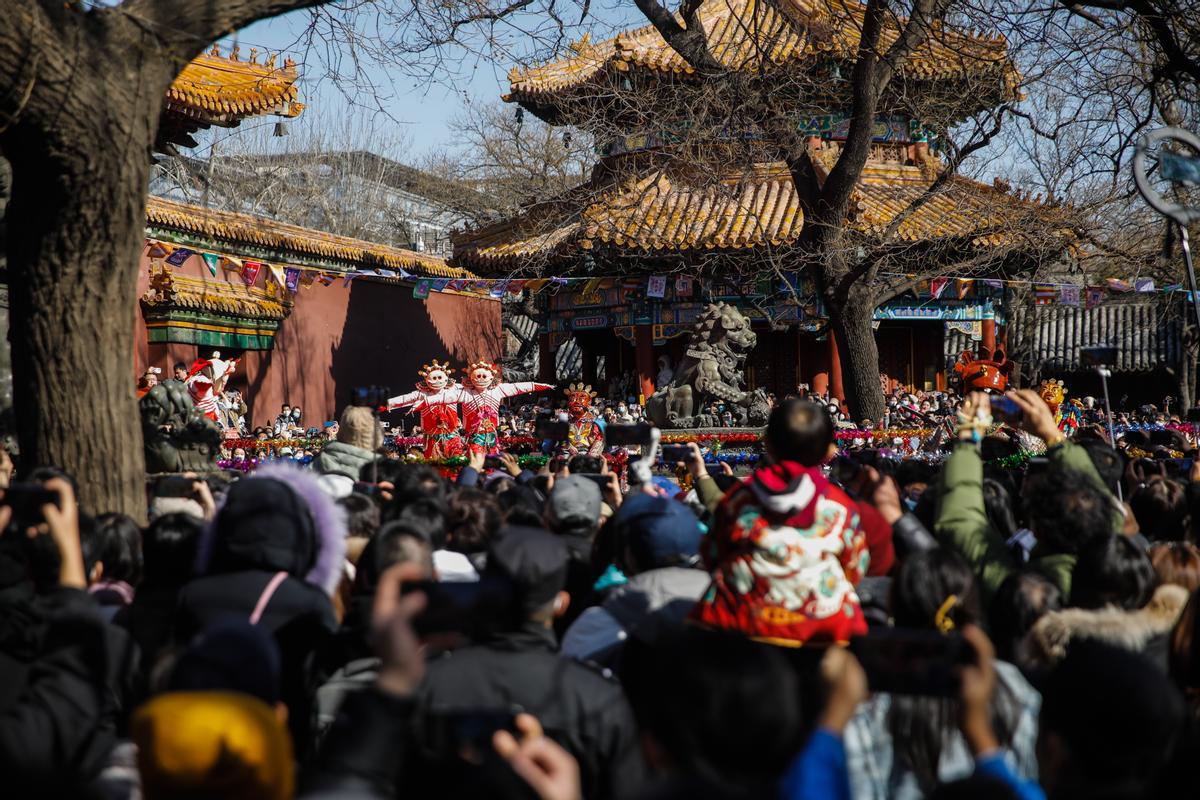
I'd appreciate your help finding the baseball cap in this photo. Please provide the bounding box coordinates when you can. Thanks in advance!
[485,525,570,616]
[614,494,702,569]
[548,475,603,525]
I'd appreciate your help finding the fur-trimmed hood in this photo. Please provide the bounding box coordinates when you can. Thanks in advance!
[1027,583,1189,666]
[197,462,347,596]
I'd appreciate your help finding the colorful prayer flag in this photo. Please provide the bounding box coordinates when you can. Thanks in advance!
[489,280,510,298]
[446,279,467,292]
[980,279,1004,290]
[221,256,244,273]
[343,272,359,288]
[146,241,172,259]
[265,264,286,295]
[956,279,973,299]
[284,267,301,293]
[165,247,193,267]
[413,279,431,299]
[1085,286,1105,309]
[676,276,694,296]
[1059,285,1080,306]
[647,275,668,299]
[1134,277,1156,293]
[431,278,452,292]
[300,271,318,288]
[930,277,950,299]
[201,253,220,277]
[1033,283,1057,305]
[1106,278,1132,293]
[241,261,262,286]
[316,273,336,286]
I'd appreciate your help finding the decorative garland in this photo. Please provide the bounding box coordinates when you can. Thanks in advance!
[223,437,328,451]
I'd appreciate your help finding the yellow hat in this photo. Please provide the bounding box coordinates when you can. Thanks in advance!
[133,691,294,800]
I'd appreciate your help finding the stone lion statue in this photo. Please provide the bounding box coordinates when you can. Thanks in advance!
[646,302,770,428]
[140,380,223,473]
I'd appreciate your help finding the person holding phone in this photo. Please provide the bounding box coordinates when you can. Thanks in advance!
[936,391,1122,601]
[412,527,647,799]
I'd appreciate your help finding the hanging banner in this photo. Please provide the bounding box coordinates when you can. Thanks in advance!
[265,264,286,295]
[241,261,263,286]
[1085,286,1106,309]
[146,241,173,260]
[201,253,220,277]
[165,247,193,267]
[413,279,431,299]
[647,275,668,299]
[1059,285,1080,307]
[284,267,302,294]
[1033,284,1057,305]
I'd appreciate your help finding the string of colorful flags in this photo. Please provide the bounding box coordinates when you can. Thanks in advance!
[147,238,1191,309]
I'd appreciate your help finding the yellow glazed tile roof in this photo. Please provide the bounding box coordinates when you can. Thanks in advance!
[507,0,1016,103]
[452,159,1051,271]
[146,196,471,279]
[165,46,304,125]
[142,268,291,320]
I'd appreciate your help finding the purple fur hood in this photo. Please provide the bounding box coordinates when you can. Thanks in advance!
[196,461,348,596]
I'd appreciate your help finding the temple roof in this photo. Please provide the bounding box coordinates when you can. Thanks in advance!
[142,268,291,321]
[506,0,1017,117]
[166,46,304,126]
[451,154,1056,272]
[146,196,471,279]
[159,46,304,149]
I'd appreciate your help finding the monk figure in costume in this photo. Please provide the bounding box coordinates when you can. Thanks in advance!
[385,360,466,459]
[457,360,552,455]
[564,383,604,457]
[184,352,238,426]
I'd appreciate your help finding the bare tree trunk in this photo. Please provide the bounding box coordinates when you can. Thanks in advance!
[827,284,885,421]
[0,0,322,516]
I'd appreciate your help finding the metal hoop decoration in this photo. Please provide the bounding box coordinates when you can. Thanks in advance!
[1133,127,1200,226]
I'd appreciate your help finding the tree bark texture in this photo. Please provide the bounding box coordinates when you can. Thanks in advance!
[0,1,322,516]
[826,282,886,421]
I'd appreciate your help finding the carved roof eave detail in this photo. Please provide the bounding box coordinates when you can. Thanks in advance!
[450,157,1067,274]
[504,0,1020,116]
[145,196,473,280]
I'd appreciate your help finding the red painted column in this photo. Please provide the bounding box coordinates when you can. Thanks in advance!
[538,333,554,383]
[829,332,845,403]
[981,318,996,359]
[635,324,656,402]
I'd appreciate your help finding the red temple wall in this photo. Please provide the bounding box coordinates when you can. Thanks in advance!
[134,253,502,428]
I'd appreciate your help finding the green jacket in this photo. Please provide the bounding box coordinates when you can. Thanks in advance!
[934,441,1116,600]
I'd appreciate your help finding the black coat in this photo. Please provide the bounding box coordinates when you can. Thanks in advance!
[411,626,647,800]
[0,587,115,796]
[174,569,336,640]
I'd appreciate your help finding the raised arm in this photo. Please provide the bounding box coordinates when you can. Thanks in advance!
[494,382,554,399]
[386,390,424,411]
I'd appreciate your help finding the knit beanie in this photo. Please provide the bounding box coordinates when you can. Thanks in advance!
[338,405,383,452]
[134,691,294,800]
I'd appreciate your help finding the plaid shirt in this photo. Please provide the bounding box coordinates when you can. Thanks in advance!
[843,661,1041,800]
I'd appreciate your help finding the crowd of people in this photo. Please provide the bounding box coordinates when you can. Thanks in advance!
[7,381,1200,799]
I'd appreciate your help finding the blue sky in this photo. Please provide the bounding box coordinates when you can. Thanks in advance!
[226,4,637,158]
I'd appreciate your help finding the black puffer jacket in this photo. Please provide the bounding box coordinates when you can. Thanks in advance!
[410,625,648,800]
